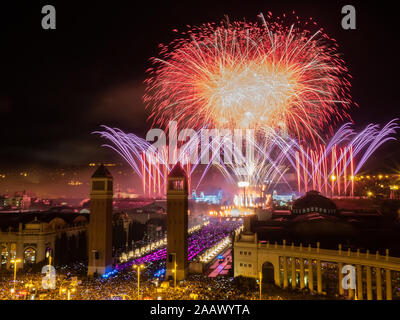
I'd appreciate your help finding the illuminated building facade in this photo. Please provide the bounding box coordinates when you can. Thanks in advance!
[0,191,31,210]
[234,237,400,300]
[0,213,87,270]
[192,189,222,205]
[272,190,296,206]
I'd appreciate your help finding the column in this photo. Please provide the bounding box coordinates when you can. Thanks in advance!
[356,265,363,300]
[274,262,281,287]
[349,281,354,299]
[386,269,392,300]
[283,257,288,288]
[338,262,344,295]
[51,238,56,259]
[308,259,314,292]
[16,240,24,270]
[376,267,382,300]
[366,266,372,300]
[291,257,296,289]
[36,241,46,264]
[5,243,10,270]
[347,264,354,299]
[299,259,305,289]
[316,259,322,294]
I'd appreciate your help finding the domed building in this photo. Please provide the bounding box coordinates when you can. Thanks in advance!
[291,190,337,216]
[288,190,355,237]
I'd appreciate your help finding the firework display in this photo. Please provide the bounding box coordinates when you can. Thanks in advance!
[291,120,399,196]
[144,12,352,141]
[95,120,398,198]
[93,126,192,197]
[96,13,397,199]
[4,1,400,305]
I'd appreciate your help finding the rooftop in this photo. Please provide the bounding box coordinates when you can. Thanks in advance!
[168,162,187,178]
[293,190,337,212]
[92,164,113,179]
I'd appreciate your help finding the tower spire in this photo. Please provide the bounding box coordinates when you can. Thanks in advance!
[87,164,113,277]
[166,161,189,281]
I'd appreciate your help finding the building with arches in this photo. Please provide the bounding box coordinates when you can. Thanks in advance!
[234,191,400,300]
[234,235,400,300]
[0,211,88,270]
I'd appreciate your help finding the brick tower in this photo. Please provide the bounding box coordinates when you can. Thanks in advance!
[87,164,113,277]
[166,162,188,281]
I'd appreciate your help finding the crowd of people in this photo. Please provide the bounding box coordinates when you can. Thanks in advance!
[0,260,332,300]
[0,265,259,300]
[2,217,399,300]
[0,262,87,300]
[2,262,399,300]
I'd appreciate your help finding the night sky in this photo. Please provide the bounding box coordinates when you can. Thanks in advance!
[1,0,399,170]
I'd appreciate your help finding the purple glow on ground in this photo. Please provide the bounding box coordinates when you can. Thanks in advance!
[116,219,241,271]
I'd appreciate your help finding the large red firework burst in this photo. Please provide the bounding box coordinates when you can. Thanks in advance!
[144,12,353,141]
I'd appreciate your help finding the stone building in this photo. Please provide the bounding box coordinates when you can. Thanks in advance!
[234,191,400,300]
[0,211,88,270]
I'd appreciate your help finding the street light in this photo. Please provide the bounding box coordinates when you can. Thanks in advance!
[259,271,262,300]
[60,287,67,297]
[330,175,336,197]
[133,264,145,299]
[172,261,178,288]
[10,258,21,298]
[59,277,76,299]
[67,288,76,300]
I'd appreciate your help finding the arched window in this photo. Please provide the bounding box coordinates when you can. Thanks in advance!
[262,261,275,284]
[0,245,7,266]
[45,247,52,259]
[49,217,66,230]
[24,247,36,265]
